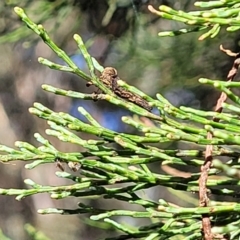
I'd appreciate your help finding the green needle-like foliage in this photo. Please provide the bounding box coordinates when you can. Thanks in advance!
[2,2,240,240]
[148,0,240,40]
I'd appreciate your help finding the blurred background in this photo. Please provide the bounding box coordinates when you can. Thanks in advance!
[0,0,238,239]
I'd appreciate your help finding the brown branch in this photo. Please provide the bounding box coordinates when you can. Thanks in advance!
[199,45,240,240]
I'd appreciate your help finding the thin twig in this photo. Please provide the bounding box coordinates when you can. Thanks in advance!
[199,45,240,240]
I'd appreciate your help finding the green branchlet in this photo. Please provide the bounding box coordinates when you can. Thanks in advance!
[0,5,240,240]
[149,1,240,40]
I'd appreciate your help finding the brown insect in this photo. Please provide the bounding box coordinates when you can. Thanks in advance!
[99,67,119,91]
[89,67,152,111]
[55,158,65,171]
[68,161,81,172]
[55,158,81,172]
